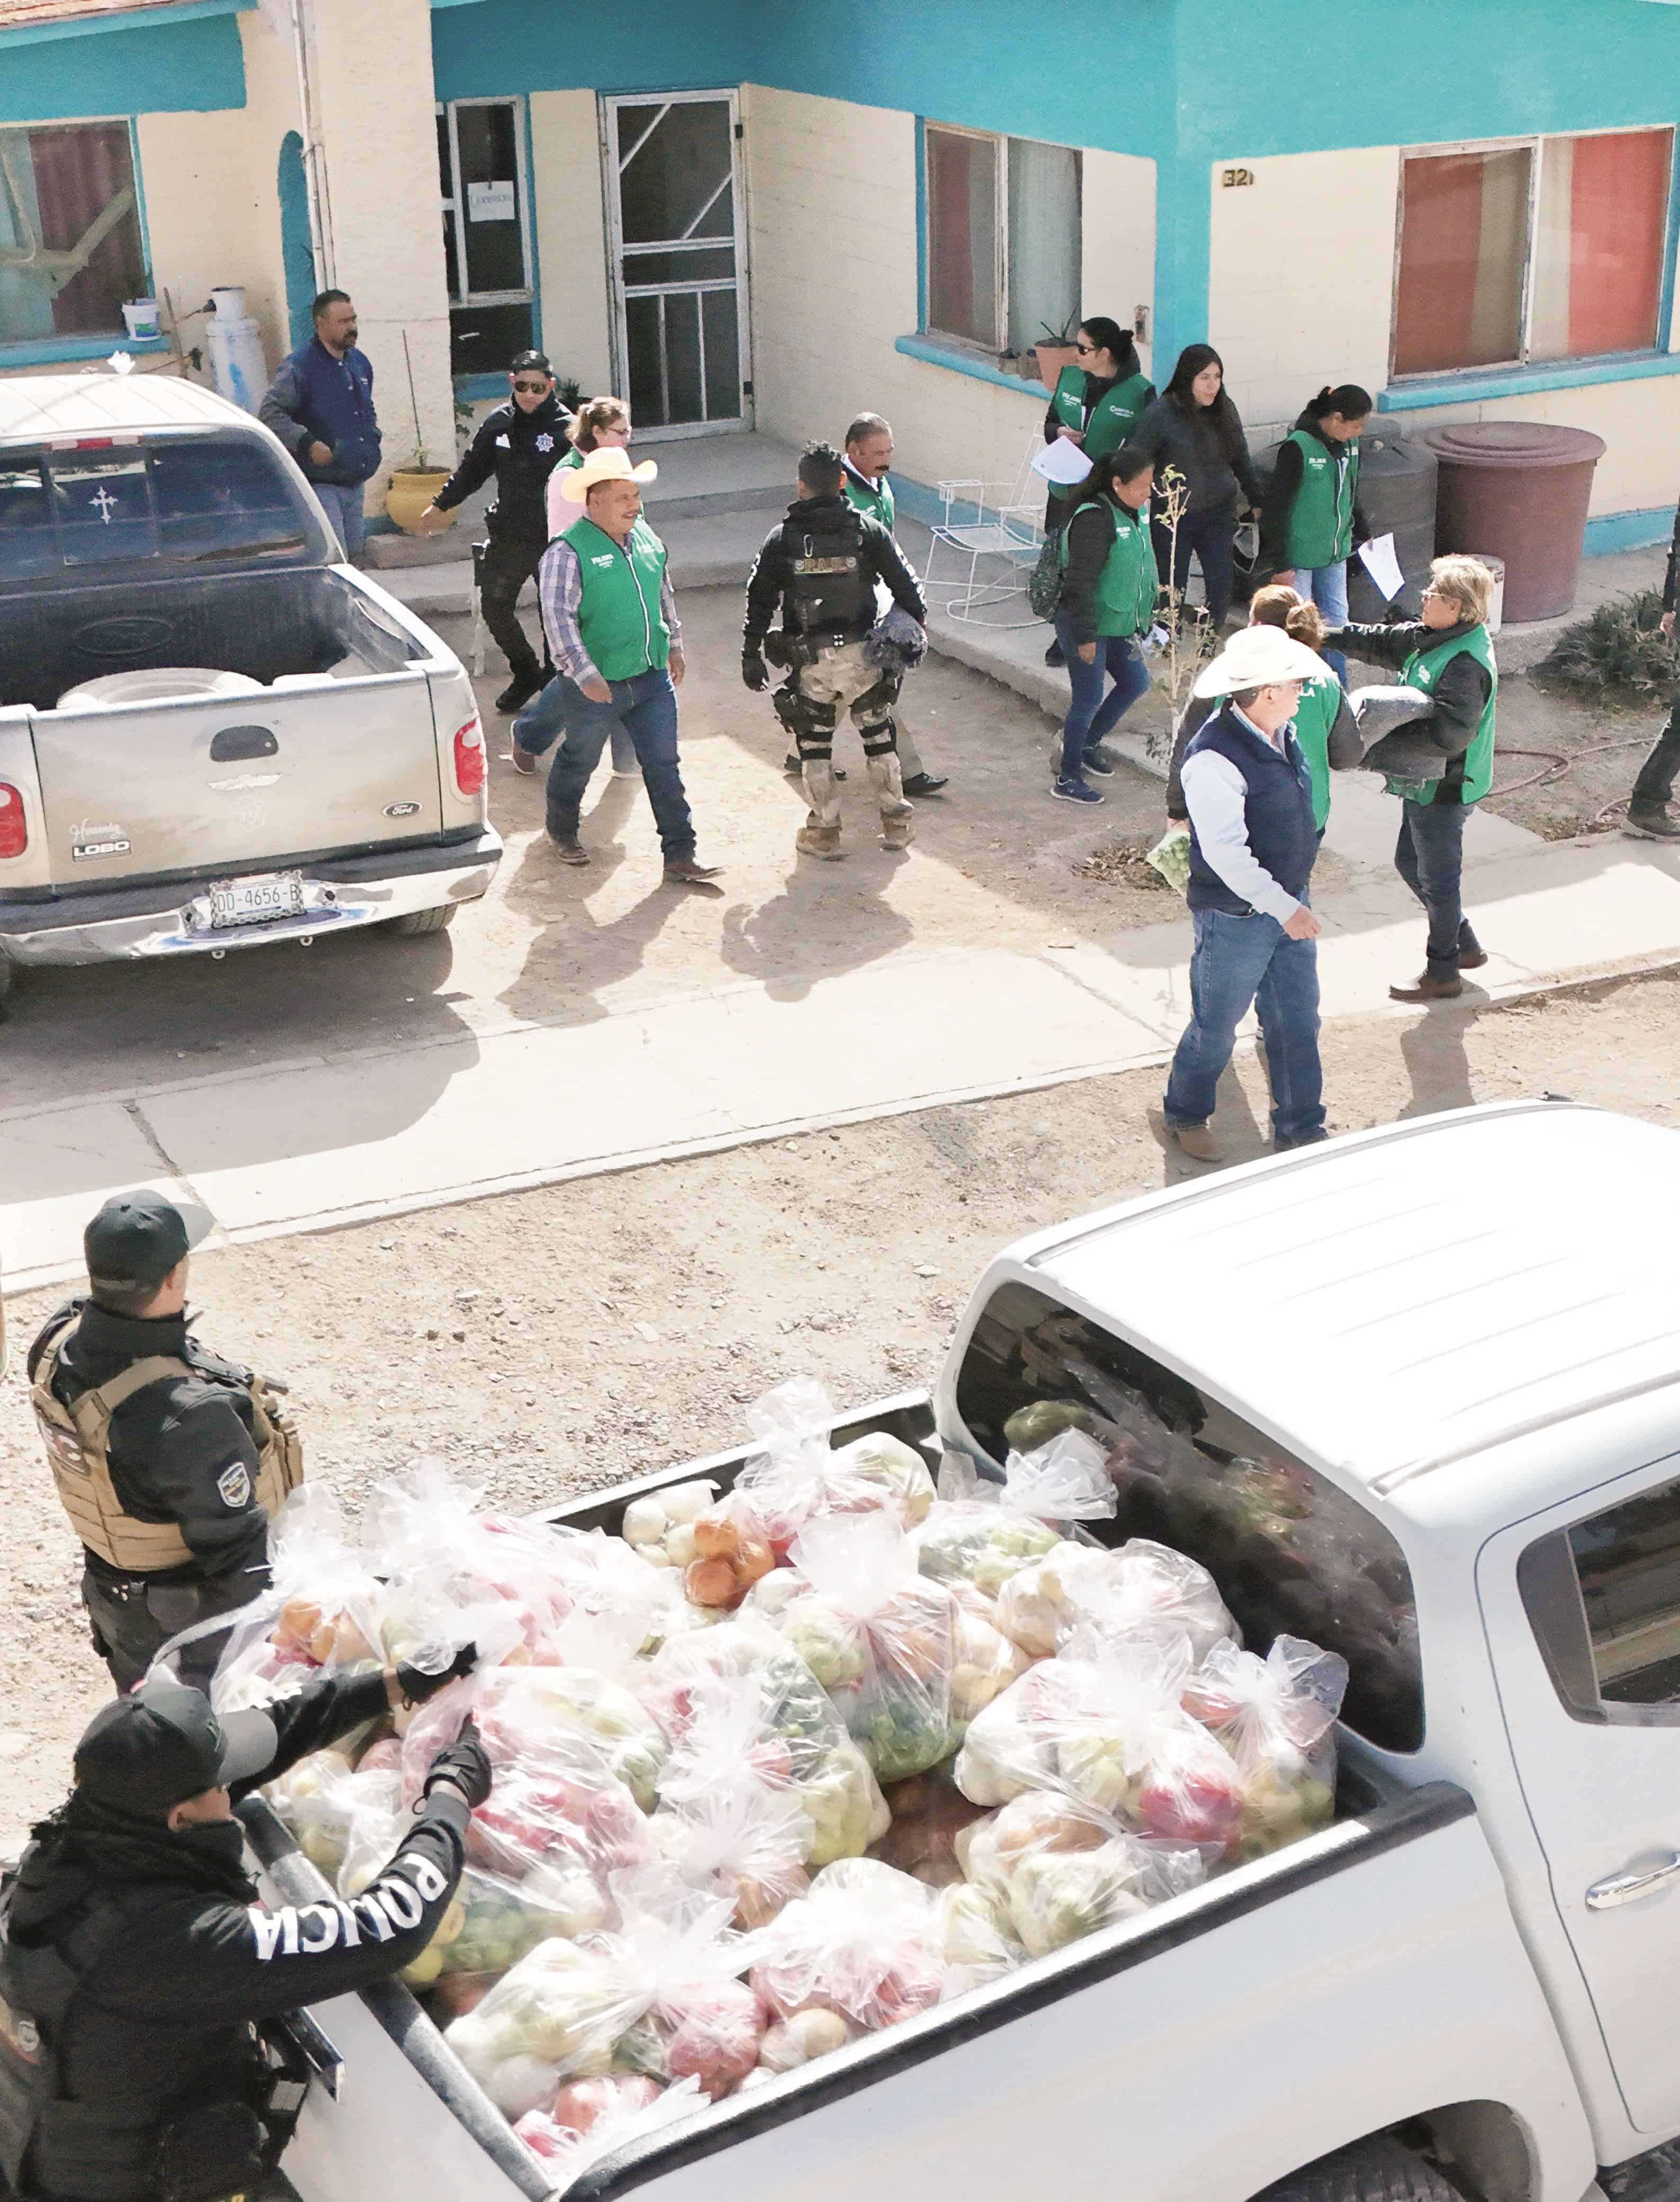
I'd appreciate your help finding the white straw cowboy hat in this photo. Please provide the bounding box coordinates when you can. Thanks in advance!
[558,446,659,503]
[1193,625,1327,699]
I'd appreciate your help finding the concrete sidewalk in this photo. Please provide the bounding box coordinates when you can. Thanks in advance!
[7,831,1680,1295]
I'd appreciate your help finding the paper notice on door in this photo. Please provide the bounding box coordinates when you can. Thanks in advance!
[1358,532,1406,602]
[1031,439,1094,489]
[467,180,516,222]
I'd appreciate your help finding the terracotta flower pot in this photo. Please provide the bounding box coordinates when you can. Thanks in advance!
[1034,343,1080,389]
[386,468,453,535]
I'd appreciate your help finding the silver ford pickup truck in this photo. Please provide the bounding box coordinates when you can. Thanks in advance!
[0,372,500,1001]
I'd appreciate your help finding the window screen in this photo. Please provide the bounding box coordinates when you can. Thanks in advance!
[1522,1472,1680,1721]
[953,1280,1424,1751]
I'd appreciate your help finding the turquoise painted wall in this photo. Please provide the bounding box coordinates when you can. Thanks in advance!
[430,0,757,97]
[0,11,246,123]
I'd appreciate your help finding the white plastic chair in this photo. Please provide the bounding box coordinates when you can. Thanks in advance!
[925,431,1049,627]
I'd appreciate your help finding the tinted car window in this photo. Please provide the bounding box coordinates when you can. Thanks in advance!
[1521,1472,1680,1722]
[50,450,156,566]
[0,462,56,579]
[953,1279,1425,1752]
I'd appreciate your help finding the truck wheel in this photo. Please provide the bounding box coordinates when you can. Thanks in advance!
[387,904,457,936]
[1251,2135,1461,2202]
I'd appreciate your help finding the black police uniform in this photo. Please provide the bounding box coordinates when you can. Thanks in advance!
[27,1302,274,1694]
[431,393,572,699]
[0,1673,472,2202]
[741,493,926,765]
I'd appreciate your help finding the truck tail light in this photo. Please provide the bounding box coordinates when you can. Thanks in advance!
[0,783,26,860]
[452,715,486,797]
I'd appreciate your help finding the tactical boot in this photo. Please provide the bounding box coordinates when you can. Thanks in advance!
[866,754,915,851]
[796,824,846,860]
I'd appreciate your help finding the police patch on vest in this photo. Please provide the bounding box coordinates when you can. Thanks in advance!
[217,1463,251,1509]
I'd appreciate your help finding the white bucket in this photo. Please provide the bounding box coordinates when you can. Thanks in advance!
[209,285,247,321]
[121,299,160,341]
[1467,553,1507,635]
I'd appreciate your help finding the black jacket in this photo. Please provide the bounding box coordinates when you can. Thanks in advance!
[742,494,926,648]
[433,395,572,542]
[1664,497,1679,616]
[1325,617,1493,806]
[29,1301,271,1599]
[1040,336,1148,446]
[1258,412,1371,570]
[1120,391,1262,516]
[1055,491,1156,647]
[0,1672,468,2202]
[1166,681,1361,819]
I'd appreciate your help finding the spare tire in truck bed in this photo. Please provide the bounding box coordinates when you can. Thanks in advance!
[1251,2134,1460,2201]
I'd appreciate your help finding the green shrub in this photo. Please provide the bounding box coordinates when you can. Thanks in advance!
[1541,589,1676,697]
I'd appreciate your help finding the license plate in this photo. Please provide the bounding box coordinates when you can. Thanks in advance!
[208,872,306,929]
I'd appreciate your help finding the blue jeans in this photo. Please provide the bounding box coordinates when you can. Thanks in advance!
[514,677,635,772]
[544,669,694,861]
[1152,504,1236,628]
[1164,905,1325,1145]
[1299,559,1350,685]
[313,481,366,563]
[1052,617,1150,784]
[1395,798,1480,978]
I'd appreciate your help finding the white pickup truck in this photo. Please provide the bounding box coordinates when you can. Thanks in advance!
[246,1101,1680,2202]
[0,373,499,1000]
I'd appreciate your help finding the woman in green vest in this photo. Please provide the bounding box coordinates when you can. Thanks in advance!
[1325,555,1499,1003]
[1260,383,1371,685]
[1050,449,1158,803]
[1167,584,1359,832]
[1042,317,1154,668]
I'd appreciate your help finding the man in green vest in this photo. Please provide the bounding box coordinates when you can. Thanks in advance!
[1325,555,1498,1002]
[535,448,722,884]
[829,412,947,796]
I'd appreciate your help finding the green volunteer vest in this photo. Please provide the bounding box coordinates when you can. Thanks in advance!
[1399,625,1498,805]
[1062,499,1158,639]
[1282,429,1360,570]
[843,470,895,531]
[1290,675,1342,830]
[558,448,583,470]
[563,512,671,680]
[1047,366,1154,511]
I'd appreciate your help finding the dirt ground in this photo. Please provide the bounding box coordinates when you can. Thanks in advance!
[7,964,1680,1846]
[1480,673,1667,841]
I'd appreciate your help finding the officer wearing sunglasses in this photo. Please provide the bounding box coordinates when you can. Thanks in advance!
[417,349,574,714]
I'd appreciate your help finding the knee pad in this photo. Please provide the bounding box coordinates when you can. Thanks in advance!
[857,713,899,759]
[773,677,837,757]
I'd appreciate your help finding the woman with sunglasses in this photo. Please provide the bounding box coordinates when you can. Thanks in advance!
[1042,317,1154,666]
[417,349,573,712]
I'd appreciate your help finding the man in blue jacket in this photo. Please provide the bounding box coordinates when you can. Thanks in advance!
[259,290,382,562]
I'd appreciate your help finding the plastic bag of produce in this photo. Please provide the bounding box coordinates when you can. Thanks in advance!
[934,1878,1025,1988]
[780,1515,961,1781]
[958,1788,1204,1958]
[1181,1635,1345,1858]
[680,1493,779,1613]
[207,1485,387,1703]
[468,1662,669,1811]
[647,1743,815,1930]
[947,1587,1033,1739]
[1074,1538,1238,1664]
[869,1763,989,1889]
[730,1383,935,1562]
[443,1936,633,2117]
[267,1756,395,1883]
[991,1540,1117,1658]
[514,2074,706,2185]
[587,1876,764,2099]
[916,1433,1114,1599]
[618,1481,719,1574]
[747,1856,950,2035]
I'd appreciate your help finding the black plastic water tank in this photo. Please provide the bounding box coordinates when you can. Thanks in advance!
[1347,425,1437,620]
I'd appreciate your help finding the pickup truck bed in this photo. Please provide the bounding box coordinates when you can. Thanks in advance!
[250,1392,1583,2202]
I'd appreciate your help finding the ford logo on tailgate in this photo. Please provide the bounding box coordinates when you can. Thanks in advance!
[384,801,421,818]
[75,615,174,660]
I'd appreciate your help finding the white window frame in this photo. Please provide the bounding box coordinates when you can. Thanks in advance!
[1389,122,1676,382]
[437,94,532,310]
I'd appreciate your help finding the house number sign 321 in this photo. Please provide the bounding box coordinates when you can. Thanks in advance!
[1222,168,1256,188]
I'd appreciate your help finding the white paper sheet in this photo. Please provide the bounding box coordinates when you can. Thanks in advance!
[1031,439,1094,488]
[1358,531,1405,602]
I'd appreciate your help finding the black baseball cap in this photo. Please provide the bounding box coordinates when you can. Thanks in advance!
[74,1679,277,1818]
[509,349,552,375]
[85,1188,214,1291]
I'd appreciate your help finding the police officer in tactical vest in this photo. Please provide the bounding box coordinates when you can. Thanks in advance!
[742,442,928,861]
[28,1192,304,1696]
[0,1663,487,2202]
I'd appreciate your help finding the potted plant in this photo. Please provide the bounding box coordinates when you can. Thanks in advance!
[386,330,455,534]
[1033,314,1081,389]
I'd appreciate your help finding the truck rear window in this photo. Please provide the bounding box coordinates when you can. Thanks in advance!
[0,434,327,579]
[953,1280,1425,1753]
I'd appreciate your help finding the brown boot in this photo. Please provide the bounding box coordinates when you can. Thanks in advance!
[866,753,915,851]
[796,824,846,860]
[547,831,590,865]
[1389,970,1462,1002]
[1170,1123,1220,1162]
[664,856,725,887]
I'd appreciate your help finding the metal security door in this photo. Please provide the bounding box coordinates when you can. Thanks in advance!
[602,91,751,439]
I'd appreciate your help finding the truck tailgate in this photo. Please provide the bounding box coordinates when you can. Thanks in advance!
[29,670,442,886]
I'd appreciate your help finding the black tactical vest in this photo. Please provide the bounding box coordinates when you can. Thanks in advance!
[783,504,876,638]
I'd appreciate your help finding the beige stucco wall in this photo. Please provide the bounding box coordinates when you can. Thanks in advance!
[1207,142,1679,520]
[132,109,269,371]
[742,85,1079,507]
[232,5,307,368]
[528,89,613,396]
[1082,150,1156,384]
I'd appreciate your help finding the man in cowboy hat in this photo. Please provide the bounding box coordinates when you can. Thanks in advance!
[532,447,721,886]
[1162,624,1332,1163]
